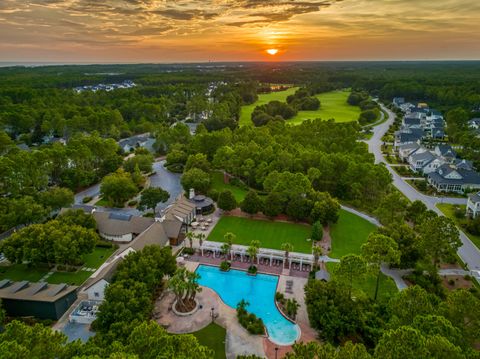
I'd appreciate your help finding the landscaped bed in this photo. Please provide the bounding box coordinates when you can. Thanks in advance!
[329,209,377,258]
[208,216,312,253]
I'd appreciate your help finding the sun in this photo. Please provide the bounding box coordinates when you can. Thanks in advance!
[266,48,278,55]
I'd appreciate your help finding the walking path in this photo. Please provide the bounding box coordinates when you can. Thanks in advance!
[340,205,381,227]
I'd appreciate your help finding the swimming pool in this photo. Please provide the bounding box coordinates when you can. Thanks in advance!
[196,265,300,345]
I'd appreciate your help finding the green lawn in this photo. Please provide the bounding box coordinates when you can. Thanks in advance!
[192,323,226,359]
[436,203,480,250]
[326,262,398,302]
[0,264,48,282]
[240,88,361,126]
[288,90,361,125]
[211,172,248,203]
[239,87,298,126]
[208,216,312,253]
[83,247,116,268]
[329,209,377,258]
[0,247,116,286]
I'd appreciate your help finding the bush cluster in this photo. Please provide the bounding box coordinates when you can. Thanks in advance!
[236,300,264,335]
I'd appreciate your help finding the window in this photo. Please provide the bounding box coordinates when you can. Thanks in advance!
[94,292,99,297]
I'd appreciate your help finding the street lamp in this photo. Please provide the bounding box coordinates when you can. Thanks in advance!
[211,307,215,322]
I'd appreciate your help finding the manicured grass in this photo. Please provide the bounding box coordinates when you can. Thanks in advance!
[240,89,362,127]
[239,87,299,126]
[436,203,480,250]
[329,209,377,258]
[192,323,226,359]
[211,172,248,203]
[95,197,111,207]
[326,262,398,302]
[288,90,361,125]
[83,247,116,268]
[208,216,312,253]
[0,247,115,286]
[0,264,48,282]
[47,270,94,286]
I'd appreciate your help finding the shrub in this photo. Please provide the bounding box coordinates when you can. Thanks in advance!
[220,261,231,271]
[248,265,257,275]
[275,291,285,304]
[128,200,138,206]
[236,299,264,335]
[96,241,114,249]
[183,247,195,255]
[82,196,93,203]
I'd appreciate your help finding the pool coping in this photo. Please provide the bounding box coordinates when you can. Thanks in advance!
[195,263,302,347]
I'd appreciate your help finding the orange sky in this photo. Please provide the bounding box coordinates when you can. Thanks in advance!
[1,0,480,62]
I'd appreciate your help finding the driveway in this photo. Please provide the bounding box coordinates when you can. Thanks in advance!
[369,103,480,272]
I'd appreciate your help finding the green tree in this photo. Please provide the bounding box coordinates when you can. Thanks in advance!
[37,187,74,211]
[263,191,284,217]
[310,193,340,226]
[312,245,323,268]
[417,216,461,270]
[217,190,237,211]
[223,232,236,259]
[100,169,138,207]
[374,326,429,359]
[311,221,323,242]
[374,192,409,226]
[184,153,211,173]
[138,187,169,212]
[240,190,263,215]
[406,200,427,224]
[124,154,154,173]
[335,254,367,297]
[361,233,400,300]
[57,209,96,229]
[388,286,438,327]
[180,168,211,194]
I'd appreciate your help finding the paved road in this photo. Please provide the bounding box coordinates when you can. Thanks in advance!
[369,103,480,271]
[74,159,183,216]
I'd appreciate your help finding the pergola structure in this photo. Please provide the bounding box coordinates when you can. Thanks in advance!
[198,241,314,267]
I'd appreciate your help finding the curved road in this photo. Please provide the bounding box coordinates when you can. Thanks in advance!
[369,104,480,271]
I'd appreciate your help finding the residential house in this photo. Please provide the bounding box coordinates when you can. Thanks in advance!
[427,164,480,193]
[393,97,405,107]
[0,280,77,320]
[118,133,155,153]
[468,118,480,130]
[467,192,480,218]
[421,155,446,174]
[454,159,474,171]
[398,143,420,161]
[394,129,424,148]
[434,145,457,162]
[408,150,435,172]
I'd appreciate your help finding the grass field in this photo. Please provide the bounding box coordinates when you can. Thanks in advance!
[0,246,116,286]
[329,209,377,258]
[436,203,480,250]
[208,216,312,253]
[239,87,298,126]
[326,262,398,302]
[211,172,248,203]
[192,323,226,359]
[239,88,361,126]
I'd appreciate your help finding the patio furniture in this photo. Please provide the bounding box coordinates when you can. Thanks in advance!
[207,218,213,223]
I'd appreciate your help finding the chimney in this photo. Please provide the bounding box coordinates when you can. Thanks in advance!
[189,188,195,200]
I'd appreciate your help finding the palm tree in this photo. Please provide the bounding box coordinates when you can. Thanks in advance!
[247,240,261,265]
[186,231,195,249]
[223,232,236,260]
[168,269,188,311]
[185,270,202,303]
[312,245,323,269]
[196,232,206,249]
[220,242,231,259]
[281,242,294,269]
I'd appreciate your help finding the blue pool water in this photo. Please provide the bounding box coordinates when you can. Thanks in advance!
[196,265,300,345]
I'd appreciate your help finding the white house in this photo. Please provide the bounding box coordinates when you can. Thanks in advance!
[398,143,420,161]
[422,156,446,174]
[408,149,435,173]
[467,192,480,218]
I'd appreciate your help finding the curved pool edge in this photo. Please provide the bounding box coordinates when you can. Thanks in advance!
[195,264,302,346]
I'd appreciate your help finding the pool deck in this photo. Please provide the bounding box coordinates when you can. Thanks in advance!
[154,260,318,358]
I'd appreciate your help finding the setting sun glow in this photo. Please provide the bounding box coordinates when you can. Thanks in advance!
[266,49,278,55]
